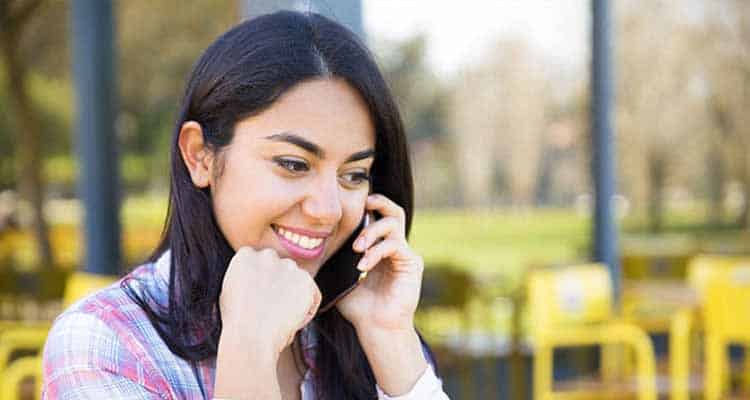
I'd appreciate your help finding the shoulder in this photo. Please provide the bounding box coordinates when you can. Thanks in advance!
[43,262,171,392]
[57,261,164,338]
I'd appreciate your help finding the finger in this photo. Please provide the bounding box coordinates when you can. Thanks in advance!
[356,238,415,272]
[309,284,322,316]
[353,216,402,252]
[299,276,321,328]
[366,194,406,231]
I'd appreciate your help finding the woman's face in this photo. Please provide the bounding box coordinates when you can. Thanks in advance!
[207,78,375,277]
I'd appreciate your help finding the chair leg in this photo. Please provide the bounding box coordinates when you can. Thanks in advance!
[534,343,553,400]
[602,343,624,383]
[669,309,692,400]
[630,330,657,400]
[742,342,750,396]
[705,334,724,400]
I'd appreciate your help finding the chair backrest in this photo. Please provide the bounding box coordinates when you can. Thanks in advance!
[63,271,117,308]
[700,260,750,340]
[622,234,695,280]
[0,355,42,400]
[687,254,750,297]
[528,264,612,335]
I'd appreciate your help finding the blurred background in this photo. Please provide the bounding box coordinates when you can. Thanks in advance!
[2,0,750,399]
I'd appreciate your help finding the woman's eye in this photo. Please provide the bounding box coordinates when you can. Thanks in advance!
[274,157,309,173]
[341,172,370,186]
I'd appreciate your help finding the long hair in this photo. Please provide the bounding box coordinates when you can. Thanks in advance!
[123,10,435,399]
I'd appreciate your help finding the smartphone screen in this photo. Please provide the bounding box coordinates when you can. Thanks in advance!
[315,212,371,314]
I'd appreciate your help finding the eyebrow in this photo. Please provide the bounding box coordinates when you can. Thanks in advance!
[264,132,374,163]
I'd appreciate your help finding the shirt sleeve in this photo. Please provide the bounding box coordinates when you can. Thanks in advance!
[375,363,450,400]
[42,311,167,400]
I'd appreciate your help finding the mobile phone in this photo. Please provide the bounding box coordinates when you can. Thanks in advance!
[315,212,372,314]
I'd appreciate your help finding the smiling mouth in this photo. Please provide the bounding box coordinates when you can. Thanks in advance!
[271,224,327,260]
[272,225,325,249]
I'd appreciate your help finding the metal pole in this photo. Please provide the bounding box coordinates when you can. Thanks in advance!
[241,0,297,20]
[71,0,121,275]
[591,0,620,304]
[241,0,364,41]
[312,0,364,40]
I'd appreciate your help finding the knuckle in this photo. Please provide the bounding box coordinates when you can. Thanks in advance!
[393,203,405,217]
[258,247,276,257]
[236,246,253,257]
[291,264,309,281]
[367,244,382,259]
[310,283,322,304]
[415,254,425,270]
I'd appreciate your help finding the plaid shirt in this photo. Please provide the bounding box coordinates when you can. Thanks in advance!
[42,250,446,400]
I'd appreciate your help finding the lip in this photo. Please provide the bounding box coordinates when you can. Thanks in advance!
[273,224,332,239]
[273,226,327,260]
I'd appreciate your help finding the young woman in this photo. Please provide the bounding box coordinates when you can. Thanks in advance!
[42,11,448,400]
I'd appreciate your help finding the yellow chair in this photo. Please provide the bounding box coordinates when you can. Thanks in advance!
[0,321,51,333]
[702,260,750,400]
[63,271,117,308]
[0,327,48,375]
[528,264,656,400]
[668,255,750,400]
[0,272,116,399]
[0,356,42,400]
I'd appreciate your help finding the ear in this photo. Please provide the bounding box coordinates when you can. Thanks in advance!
[178,121,215,188]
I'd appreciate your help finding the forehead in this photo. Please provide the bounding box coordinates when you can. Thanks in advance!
[233,78,375,154]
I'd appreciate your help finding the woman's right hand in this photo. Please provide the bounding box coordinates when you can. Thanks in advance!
[218,246,322,356]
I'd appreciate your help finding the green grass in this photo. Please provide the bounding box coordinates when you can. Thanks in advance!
[35,195,750,288]
[411,209,590,291]
[8,195,750,340]
[114,196,593,293]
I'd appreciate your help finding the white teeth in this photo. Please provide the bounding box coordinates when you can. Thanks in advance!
[274,226,324,249]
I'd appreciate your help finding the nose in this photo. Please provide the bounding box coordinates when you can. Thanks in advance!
[302,173,343,226]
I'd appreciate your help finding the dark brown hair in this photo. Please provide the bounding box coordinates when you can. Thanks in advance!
[124,10,436,399]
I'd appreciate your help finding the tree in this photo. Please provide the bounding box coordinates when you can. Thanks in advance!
[450,40,548,207]
[117,0,237,192]
[377,35,454,207]
[702,0,750,227]
[0,0,53,268]
[615,0,707,231]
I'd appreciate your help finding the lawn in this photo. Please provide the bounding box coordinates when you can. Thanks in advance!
[9,195,746,341]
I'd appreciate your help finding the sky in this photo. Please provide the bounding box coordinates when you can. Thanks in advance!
[363,0,589,80]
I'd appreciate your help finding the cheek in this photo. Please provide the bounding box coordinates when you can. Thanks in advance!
[211,170,300,248]
[338,193,369,238]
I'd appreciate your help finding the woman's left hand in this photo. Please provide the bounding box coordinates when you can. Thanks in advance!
[336,194,424,332]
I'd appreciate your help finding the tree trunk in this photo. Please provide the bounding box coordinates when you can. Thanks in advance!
[0,20,54,269]
[647,154,666,233]
[737,148,750,228]
[707,146,725,227]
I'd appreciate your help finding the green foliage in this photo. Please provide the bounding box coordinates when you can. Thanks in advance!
[0,68,74,190]
[378,35,448,142]
[411,209,590,292]
[43,156,76,189]
[28,72,74,156]
[42,154,160,195]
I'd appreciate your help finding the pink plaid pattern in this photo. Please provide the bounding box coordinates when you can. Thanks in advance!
[41,250,444,399]
[42,252,221,399]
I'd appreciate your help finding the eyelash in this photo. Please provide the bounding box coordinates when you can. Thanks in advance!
[342,172,370,186]
[273,157,370,187]
[274,157,309,173]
